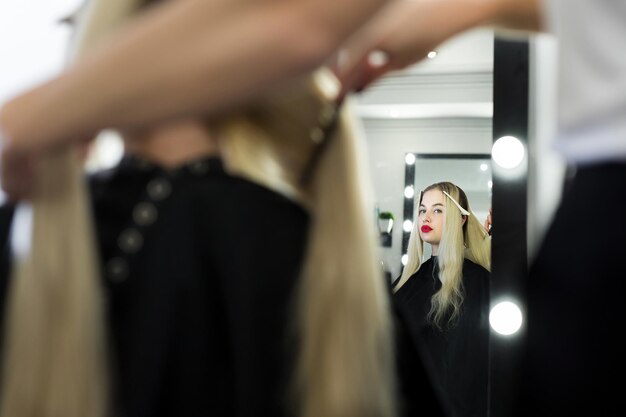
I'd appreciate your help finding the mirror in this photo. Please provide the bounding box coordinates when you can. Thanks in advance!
[355,27,495,281]
[354,26,496,415]
[401,153,492,264]
[356,31,534,417]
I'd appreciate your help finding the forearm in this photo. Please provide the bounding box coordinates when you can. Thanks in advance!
[0,0,386,151]
[412,0,542,35]
[398,0,542,42]
[337,0,542,91]
[491,0,542,31]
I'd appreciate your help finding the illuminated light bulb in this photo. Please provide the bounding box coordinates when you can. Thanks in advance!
[489,301,523,335]
[492,136,525,169]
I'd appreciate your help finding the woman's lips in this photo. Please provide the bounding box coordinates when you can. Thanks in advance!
[421,225,432,233]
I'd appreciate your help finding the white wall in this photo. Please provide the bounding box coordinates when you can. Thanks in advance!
[0,1,80,105]
[527,34,563,263]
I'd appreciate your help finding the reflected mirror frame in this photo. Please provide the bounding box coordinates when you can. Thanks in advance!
[401,153,492,269]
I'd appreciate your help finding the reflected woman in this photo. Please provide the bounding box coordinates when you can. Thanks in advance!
[392,181,491,417]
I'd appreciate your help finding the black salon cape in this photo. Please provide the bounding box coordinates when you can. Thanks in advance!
[393,257,490,417]
[0,156,445,417]
[0,157,307,417]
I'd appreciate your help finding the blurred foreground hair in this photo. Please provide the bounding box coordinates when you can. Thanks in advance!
[0,1,395,417]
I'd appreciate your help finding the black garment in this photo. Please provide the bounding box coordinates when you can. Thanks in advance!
[515,163,626,417]
[1,156,310,417]
[94,156,311,417]
[0,155,446,417]
[392,299,450,417]
[393,257,490,417]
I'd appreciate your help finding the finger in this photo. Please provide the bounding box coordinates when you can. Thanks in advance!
[1,149,37,202]
[337,50,394,101]
[357,59,393,92]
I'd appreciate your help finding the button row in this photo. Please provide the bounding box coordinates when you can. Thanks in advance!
[105,176,172,283]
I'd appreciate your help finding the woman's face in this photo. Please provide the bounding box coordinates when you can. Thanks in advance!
[418,189,446,253]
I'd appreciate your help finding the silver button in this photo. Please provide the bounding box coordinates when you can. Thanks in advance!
[147,178,172,201]
[309,127,324,144]
[106,257,129,282]
[118,228,144,254]
[133,202,158,226]
[189,160,209,175]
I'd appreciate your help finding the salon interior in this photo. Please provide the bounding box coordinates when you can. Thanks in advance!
[0,2,566,416]
[358,27,563,416]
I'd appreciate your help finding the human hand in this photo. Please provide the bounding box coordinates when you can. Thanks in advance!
[0,126,38,202]
[0,108,94,202]
[335,0,461,98]
[484,207,492,236]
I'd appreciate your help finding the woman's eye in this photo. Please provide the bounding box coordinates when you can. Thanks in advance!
[434,209,443,214]
[418,209,426,214]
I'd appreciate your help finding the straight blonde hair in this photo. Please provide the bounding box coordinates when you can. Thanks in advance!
[394,182,490,328]
[0,1,396,417]
[219,70,395,417]
[0,0,145,415]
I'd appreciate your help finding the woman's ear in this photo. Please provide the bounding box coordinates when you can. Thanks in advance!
[461,215,467,226]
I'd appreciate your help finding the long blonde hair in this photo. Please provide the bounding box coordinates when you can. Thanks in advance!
[0,1,395,417]
[0,0,146,416]
[394,182,490,328]
[219,69,395,417]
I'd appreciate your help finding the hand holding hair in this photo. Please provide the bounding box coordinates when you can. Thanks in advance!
[484,207,493,236]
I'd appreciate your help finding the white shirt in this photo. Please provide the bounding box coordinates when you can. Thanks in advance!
[544,0,626,164]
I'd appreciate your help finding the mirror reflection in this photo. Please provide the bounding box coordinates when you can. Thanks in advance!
[357,28,494,279]
[393,180,491,417]
[403,154,492,261]
[357,28,495,417]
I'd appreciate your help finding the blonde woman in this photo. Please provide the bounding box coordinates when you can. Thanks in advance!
[393,181,491,417]
[0,0,423,416]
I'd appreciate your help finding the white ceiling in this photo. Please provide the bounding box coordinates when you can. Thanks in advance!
[355,27,495,120]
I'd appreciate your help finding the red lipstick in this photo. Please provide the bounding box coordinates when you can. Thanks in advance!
[421,225,432,233]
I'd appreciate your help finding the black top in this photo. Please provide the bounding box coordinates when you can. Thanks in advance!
[1,156,309,417]
[393,257,490,417]
[0,155,447,417]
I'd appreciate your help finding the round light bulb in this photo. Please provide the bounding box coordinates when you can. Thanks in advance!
[403,220,413,232]
[492,136,525,169]
[405,153,416,165]
[489,301,523,336]
[404,186,415,199]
